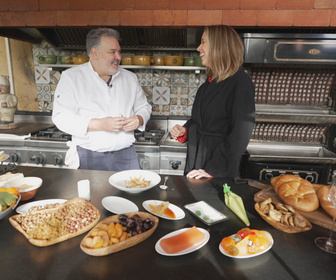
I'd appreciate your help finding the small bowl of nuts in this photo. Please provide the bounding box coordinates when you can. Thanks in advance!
[5,177,43,201]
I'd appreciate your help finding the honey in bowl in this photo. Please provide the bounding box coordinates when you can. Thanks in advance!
[149,201,176,218]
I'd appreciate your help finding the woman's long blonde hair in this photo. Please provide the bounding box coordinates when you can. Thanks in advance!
[205,25,244,82]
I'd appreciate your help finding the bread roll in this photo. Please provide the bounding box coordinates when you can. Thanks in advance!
[317,186,336,219]
[271,175,319,212]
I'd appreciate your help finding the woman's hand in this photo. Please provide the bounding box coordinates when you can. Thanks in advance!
[186,169,212,179]
[170,124,186,139]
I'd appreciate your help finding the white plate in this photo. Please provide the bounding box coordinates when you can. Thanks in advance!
[142,200,185,220]
[102,196,139,214]
[184,201,229,226]
[108,170,161,193]
[219,237,274,259]
[155,227,210,256]
[16,199,67,214]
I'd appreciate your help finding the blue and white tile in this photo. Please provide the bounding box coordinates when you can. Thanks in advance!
[153,87,170,105]
[36,84,52,102]
[170,105,188,116]
[35,66,50,84]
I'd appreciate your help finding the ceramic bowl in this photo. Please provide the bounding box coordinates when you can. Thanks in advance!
[194,56,204,67]
[5,177,43,201]
[121,56,133,65]
[73,55,89,64]
[164,56,183,66]
[59,55,73,64]
[132,55,151,66]
[37,55,57,64]
[151,56,165,66]
[0,194,21,220]
[184,57,195,66]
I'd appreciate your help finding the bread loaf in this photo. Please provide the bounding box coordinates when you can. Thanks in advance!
[271,174,319,212]
[317,186,336,219]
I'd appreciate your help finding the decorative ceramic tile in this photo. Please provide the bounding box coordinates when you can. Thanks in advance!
[153,70,171,87]
[153,87,170,105]
[35,66,50,84]
[50,70,61,85]
[136,69,153,86]
[152,104,170,116]
[142,86,153,105]
[38,100,52,112]
[188,87,198,106]
[171,71,189,87]
[170,86,188,106]
[188,106,193,116]
[36,84,52,102]
[170,104,188,116]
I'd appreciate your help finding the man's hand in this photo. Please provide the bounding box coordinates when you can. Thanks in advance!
[88,116,126,132]
[122,115,143,132]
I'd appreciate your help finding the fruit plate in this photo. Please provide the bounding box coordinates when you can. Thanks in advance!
[9,198,100,247]
[142,200,185,220]
[0,194,21,220]
[108,170,161,193]
[80,211,159,256]
[155,227,210,256]
[255,202,312,233]
[219,236,274,259]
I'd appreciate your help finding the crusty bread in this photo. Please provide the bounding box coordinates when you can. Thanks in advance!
[317,186,336,219]
[271,174,319,212]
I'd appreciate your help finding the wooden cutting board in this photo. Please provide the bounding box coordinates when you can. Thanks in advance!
[249,180,336,232]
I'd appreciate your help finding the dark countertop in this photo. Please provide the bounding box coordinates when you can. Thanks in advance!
[1,167,335,280]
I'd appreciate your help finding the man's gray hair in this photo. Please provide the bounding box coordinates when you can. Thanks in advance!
[86,28,121,56]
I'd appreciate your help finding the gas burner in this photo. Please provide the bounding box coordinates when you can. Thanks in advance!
[30,126,72,142]
[134,129,165,145]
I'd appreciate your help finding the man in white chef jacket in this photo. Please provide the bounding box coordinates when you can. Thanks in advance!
[52,28,152,171]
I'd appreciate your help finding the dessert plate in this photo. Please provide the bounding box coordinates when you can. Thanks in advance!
[143,200,185,220]
[155,227,210,256]
[102,196,139,214]
[16,199,67,214]
[219,237,273,259]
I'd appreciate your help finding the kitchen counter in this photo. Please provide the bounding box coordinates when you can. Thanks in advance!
[1,167,335,280]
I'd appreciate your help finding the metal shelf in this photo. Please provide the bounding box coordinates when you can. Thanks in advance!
[39,64,206,72]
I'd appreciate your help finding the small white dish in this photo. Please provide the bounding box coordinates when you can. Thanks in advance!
[184,201,229,226]
[102,196,139,214]
[142,200,185,220]
[16,199,67,214]
[155,227,210,256]
[108,170,161,193]
[219,238,273,259]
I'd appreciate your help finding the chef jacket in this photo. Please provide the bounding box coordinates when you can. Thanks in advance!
[184,67,255,178]
[52,62,152,154]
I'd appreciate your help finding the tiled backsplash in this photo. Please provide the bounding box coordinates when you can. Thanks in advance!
[32,40,206,116]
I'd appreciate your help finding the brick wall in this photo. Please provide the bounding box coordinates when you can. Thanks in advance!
[0,0,336,28]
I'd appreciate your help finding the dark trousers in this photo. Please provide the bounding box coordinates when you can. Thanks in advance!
[77,145,140,171]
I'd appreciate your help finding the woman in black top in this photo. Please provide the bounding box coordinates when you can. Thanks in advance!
[170,26,255,179]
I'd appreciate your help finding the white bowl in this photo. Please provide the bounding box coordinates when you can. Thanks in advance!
[5,177,43,201]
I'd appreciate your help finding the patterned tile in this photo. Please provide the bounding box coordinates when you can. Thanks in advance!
[136,69,153,86]
[171,71,189,87]
[153,87,170,105]
[188,87,198,106]
[153,70,171,87]
[35,66,50,84]
[36,84,52,102]
[152,104,170,116]
[170,86,189,106]
[38,100,52,112]
[188,106,193,116]
[50,70,61,85]
[170,104,188,116]
[142,86,153,105]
